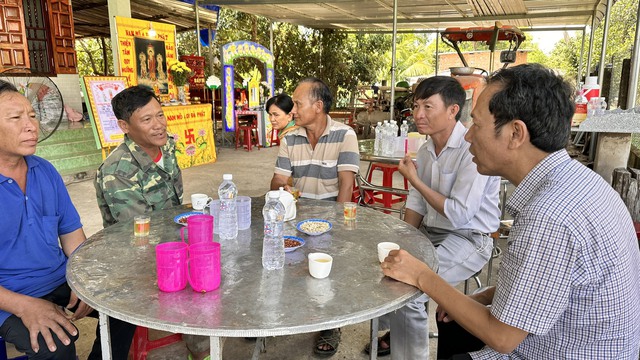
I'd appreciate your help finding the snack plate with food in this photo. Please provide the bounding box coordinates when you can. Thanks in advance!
[296,219,332,236]
[284,235,305,253]
[173,211,202,226]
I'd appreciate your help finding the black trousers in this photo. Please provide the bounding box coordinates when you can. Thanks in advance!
[0,282,136,360]
[437,318,485,360]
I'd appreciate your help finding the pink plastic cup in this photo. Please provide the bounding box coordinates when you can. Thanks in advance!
[156,242,188,292]
[188,242,221,293]
[180,214,213,245]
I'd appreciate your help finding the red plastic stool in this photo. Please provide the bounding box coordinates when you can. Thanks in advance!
[366,162,409,209]
[128,327,182,360]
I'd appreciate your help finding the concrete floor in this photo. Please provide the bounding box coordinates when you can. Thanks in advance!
[8,144,504,360]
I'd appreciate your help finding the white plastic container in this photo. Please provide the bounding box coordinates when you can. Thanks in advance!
[582,76,601,102]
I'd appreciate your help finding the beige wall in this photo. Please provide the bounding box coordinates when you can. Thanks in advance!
[50,74,83,120]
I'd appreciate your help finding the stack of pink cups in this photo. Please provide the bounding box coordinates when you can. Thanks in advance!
[155,214,221,293]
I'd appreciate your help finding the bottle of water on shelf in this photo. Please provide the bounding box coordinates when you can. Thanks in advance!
[389,120,399,155]
[374,121,383,155]
[218,174,238,240]
[400,120,409,137]
[400,120,409,154]
[262,191,285,270]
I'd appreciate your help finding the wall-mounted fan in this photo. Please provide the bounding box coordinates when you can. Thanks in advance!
[0,68,64,142]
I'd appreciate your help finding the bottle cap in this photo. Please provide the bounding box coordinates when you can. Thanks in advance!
[223,174,232,180]
[585,76,599,86]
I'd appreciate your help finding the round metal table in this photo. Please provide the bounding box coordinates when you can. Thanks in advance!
[67,198,437,359]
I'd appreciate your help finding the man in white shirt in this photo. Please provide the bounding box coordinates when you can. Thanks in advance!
[370,76,501,359]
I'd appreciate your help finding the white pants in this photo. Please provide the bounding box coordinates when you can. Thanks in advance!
[378,227,492,360]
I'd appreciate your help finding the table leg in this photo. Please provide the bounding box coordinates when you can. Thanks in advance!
[98,313,112,360]
[251,337,266,359]
[210,336,223,360]
[369,318,378,360]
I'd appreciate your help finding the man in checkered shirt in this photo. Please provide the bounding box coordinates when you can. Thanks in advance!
[380,64,640,359]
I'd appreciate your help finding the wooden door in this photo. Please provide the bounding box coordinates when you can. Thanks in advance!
[47,0,76,74]
[0,0,29,71]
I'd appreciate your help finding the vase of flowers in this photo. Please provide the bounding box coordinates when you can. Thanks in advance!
[168,60,192,104]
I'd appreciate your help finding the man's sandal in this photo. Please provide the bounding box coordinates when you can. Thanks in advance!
[364,331,391,357]
[314,328,341,357]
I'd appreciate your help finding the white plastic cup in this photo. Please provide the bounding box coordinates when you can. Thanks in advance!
[236,196,252,230]
[209,199,221,234]
[377,242,400,263]
[308,253,333,279]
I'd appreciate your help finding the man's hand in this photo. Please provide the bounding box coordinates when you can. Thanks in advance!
[66,291,93,321]
[18,297,78,354]
[380,249,433,289]
[397,155,418,183]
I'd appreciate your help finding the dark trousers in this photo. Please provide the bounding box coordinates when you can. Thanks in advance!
[0,283,136,360]
[437,318,485,360]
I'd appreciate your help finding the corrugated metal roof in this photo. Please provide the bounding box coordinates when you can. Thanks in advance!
[199,0,608,31]
[72,0,219,38]
[71,0,609,38]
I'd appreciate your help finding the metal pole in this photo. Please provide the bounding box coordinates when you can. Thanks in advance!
[628,1,640,108]
[598,0,612,85]
[586,10,597,76]
[270,21,274,52]
[435,31,439,76]
[195,0,202,56]
[577,27,586,84]
[389,0,398,121]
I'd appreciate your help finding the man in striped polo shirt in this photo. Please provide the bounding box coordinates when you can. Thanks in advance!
[270,78,359,357]
[271,77,359,203]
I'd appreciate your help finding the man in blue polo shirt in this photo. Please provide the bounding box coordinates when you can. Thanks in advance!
[0,80,134,359]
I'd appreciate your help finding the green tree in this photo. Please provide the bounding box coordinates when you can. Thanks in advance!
[75,37,113,76]
[546,0,638,105]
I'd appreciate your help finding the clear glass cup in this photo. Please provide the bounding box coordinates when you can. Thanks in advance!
[343,202,357,220]
[134,215,150,237]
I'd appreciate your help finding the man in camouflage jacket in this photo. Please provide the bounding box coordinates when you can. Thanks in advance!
[95,85,183,228]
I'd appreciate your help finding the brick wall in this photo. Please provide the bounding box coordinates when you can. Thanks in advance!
[50,74,83,121]
[438,50,528,73]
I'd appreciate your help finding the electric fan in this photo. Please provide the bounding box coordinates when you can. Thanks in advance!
[0,68,64,142]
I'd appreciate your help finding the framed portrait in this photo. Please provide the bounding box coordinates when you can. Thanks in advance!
[134,37,168,94]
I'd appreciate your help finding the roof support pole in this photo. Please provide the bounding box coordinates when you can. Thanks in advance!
[577,27,586,84]
[435,31,440,76]
[598,0,613,85]
[586,10,597,76]
[270,22,274,52]
[628,1,640,107]
[108,0,131,75]
[195,0,202,56]
[389,0,398,121]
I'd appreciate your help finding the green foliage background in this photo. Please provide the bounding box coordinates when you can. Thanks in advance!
[76,0,638,109]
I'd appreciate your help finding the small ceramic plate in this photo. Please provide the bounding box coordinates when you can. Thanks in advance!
[296,219,332,236]
[284,236,305,253]
[173,211,202,226]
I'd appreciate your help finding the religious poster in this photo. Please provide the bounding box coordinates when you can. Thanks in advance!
[81,76,128,148]
[114,17,177,96]
[135,37,168,94]
[163,104,217,168]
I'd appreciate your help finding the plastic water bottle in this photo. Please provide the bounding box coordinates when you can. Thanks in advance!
[218,174,238,240]
[374,121,383,155]
[400,120,409,137]
[389,121,399,155]
[262,191,285,270]
[400,120,409,154]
